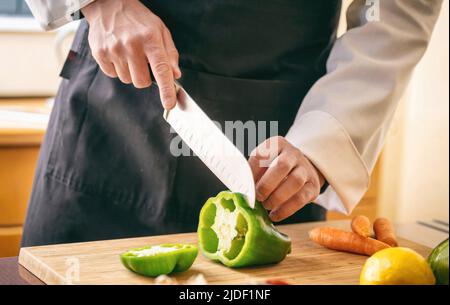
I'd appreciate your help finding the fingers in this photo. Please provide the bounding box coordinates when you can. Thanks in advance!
[255,153,297,202]
[248,157,268,183]
[269,182,320,222]
[145,42,177,109]
[248,136,325,222]
[92,49,117,78]
[263,166,308,210]
[114,59,132,84]
[162,28,181,79]
[108,43,132,84]
[86,8,180,97]
[127,49,151,88]
[249,136,287,183]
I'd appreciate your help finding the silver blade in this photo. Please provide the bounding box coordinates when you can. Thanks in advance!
[163,83,256,208]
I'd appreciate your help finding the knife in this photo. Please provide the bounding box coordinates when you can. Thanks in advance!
[163,82,256,208]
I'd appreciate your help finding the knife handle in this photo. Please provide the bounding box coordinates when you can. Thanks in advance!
[163,81,182,121]
[174,80,182,94]
[149,65,181,94]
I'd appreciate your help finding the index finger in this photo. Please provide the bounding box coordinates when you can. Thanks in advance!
[248,137,287,182]
[145,45,176,109]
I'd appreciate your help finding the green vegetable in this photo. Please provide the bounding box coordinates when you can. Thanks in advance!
[197,191,291,268]
[120,244,198,277]
[428,238,449,285]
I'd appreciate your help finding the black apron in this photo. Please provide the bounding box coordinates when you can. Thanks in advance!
[22,0,342,247]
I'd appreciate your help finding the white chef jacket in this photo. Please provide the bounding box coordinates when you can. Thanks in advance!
[25,0,443,214]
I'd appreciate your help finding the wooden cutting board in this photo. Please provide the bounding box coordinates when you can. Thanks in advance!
[18,220,431,285]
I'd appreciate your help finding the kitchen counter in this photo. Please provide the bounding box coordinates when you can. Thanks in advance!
[0,98,51,145]
[0,98,52,257]
[0,257,43,285]
[2,220,447,285]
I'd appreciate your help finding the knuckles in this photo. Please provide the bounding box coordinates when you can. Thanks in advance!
[153,61,171,76]
[273,135,286,145]
[92,26,165,60]
[291,167,308,185]
[122,36,143,50]
[298,185,319,204]
[256,182,271,200]
[298,190,311,204]
[275,156,293,173]
[92,47,107,61]
[265,193,283,209]
[159,85,175,100]
[109,41,124,56]
[168,48,179,59]
[87,12,180,91]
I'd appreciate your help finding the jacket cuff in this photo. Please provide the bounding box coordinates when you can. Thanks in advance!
[285,110,370,214]
[25,0,95,31]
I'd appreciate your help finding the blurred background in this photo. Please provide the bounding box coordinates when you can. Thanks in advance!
[0,0,448,257]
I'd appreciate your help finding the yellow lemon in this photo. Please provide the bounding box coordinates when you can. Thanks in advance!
[360,247,436,285]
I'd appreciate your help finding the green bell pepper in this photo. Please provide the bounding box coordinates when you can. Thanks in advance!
[197,191,291,268]
[120,243,198,277]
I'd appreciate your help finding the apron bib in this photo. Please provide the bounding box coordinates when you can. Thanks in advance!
[22,0,341,246]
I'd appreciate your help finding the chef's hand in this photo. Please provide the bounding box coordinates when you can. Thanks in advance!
[81,0,181,109]
[249,136,326,222]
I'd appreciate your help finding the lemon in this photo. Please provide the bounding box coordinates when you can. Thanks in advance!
[360,247,436,285]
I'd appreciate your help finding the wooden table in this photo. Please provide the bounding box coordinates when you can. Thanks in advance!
[2,220,446,285]
[0,257,44,285]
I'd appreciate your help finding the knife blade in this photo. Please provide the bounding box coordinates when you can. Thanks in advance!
[163,82,256,208]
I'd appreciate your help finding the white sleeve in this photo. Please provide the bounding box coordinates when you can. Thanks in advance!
[285,0,443,214]
[25,0,96,30]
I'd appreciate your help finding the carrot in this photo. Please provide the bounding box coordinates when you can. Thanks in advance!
[309,227,390,256]
[373,217,398,247]
[351,215,371,237]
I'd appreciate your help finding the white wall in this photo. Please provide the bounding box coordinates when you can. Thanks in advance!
[380,1,449,222]
[0,17,76,97]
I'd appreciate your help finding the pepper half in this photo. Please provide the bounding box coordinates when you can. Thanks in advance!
[197,191,291,267]
[120,243,198,277]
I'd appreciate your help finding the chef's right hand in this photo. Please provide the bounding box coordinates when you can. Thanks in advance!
[81,0,181,109]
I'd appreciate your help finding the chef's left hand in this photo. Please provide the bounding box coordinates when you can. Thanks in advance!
[248,136,325,222]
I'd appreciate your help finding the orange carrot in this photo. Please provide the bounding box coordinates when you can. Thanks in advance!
[373,218,398,247]
[309,227,390,256]
[351,215,371,237]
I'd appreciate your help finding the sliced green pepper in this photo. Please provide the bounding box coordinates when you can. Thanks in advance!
[120,243,198,277]
[197,191,291,268]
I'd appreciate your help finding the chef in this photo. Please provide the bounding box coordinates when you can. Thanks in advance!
[22,0,442,246]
